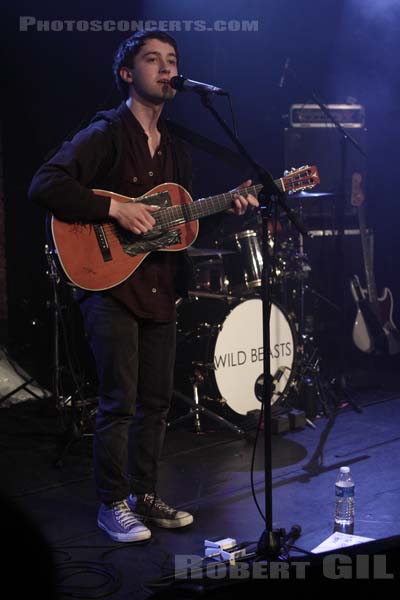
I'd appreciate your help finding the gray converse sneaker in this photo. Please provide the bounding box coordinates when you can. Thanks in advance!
[128,493,194,528]
[98,499,151,542]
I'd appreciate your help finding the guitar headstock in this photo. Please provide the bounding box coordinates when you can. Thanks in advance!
[283,165,320,194]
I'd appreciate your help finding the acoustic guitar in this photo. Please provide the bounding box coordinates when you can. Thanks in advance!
[50,165,319,291]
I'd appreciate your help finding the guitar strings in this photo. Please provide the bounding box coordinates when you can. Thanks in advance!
[101,184,262,231]
[96,173,313,236]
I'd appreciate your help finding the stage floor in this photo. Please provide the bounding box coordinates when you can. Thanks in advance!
[1,372,400,596]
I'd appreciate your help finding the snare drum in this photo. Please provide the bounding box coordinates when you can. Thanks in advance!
[176,297,296,415]
[194,258,228,294]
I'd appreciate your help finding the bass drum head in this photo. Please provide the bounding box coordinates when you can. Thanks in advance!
[214,299,296,414]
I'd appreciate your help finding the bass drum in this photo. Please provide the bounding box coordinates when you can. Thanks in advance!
[175,296,297,415]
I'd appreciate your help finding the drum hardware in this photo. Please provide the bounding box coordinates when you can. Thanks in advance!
[289,345,335,420]
[188,290,238,302]
[291,190,334,198]
[193,257,229,294]
[188,248,235,295]
[187,247,236,257]
[190,217,312,298]
[254,365,292,406]
[171,295,246,434]
[174,297,297,417]
[43,246,96,466]
[179,200,339,422]
[220,229,263,294]
[169,380,246,436]
[273,212,337,418]
[290,313,362,416]
[280,222,362,417]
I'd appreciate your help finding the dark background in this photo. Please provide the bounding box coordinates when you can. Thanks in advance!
[2,0,400,386]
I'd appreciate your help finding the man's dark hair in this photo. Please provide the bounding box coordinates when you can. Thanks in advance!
[113,30,179,98]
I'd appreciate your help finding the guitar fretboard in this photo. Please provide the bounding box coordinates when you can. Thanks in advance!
[153,182,280,229]
[358,202,378,305]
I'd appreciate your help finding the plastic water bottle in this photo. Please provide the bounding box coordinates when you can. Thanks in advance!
[334,466,355,534]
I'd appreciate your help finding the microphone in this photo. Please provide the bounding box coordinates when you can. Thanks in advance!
[170,75,228,96]
[272,366,286,390]
[279,57,290,88]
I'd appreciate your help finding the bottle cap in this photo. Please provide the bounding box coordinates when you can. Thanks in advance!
[340,466,350,473]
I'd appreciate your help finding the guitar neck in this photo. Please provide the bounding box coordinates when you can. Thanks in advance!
[357,202,378,305]
[154,181,282,228]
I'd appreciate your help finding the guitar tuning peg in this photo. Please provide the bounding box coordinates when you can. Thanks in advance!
[284,169,290,176]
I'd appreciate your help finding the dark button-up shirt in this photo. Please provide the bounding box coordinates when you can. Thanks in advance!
[109,103,181,321]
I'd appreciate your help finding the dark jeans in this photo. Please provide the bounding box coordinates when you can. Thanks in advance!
[80,294,176,505]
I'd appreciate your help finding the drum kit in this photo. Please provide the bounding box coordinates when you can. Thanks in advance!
[173,192,335,432]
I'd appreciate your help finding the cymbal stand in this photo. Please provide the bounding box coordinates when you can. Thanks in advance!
[289,224,362,417]
[45,246,94,466]
[45,245,64,413]
[278,205,333,418]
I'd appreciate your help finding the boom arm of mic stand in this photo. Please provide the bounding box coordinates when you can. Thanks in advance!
[199,94,308,236]
[283,66,366,159]
[309,91,366,158]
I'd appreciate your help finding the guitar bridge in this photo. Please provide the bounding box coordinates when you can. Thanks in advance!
[94,225,112,262]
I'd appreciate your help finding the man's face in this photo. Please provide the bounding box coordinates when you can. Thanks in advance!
[123,38,178,104]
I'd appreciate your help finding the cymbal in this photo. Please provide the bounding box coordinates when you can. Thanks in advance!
[187,247,235,256]
[292,190,334,198]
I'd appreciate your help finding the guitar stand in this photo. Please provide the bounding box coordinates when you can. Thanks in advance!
[169,381,245,436]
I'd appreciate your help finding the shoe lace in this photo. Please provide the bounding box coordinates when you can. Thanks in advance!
[113,500,141,529]
[145,493,176,516]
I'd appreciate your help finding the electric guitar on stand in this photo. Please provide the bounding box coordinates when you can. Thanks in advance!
[350,172,400,355]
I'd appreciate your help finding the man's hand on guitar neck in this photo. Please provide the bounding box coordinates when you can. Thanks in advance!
[228,179,259,216]
[107,177,259,235]
[109,199,160,235]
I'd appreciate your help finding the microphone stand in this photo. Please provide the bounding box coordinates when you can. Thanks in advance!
[199,92,307,558]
